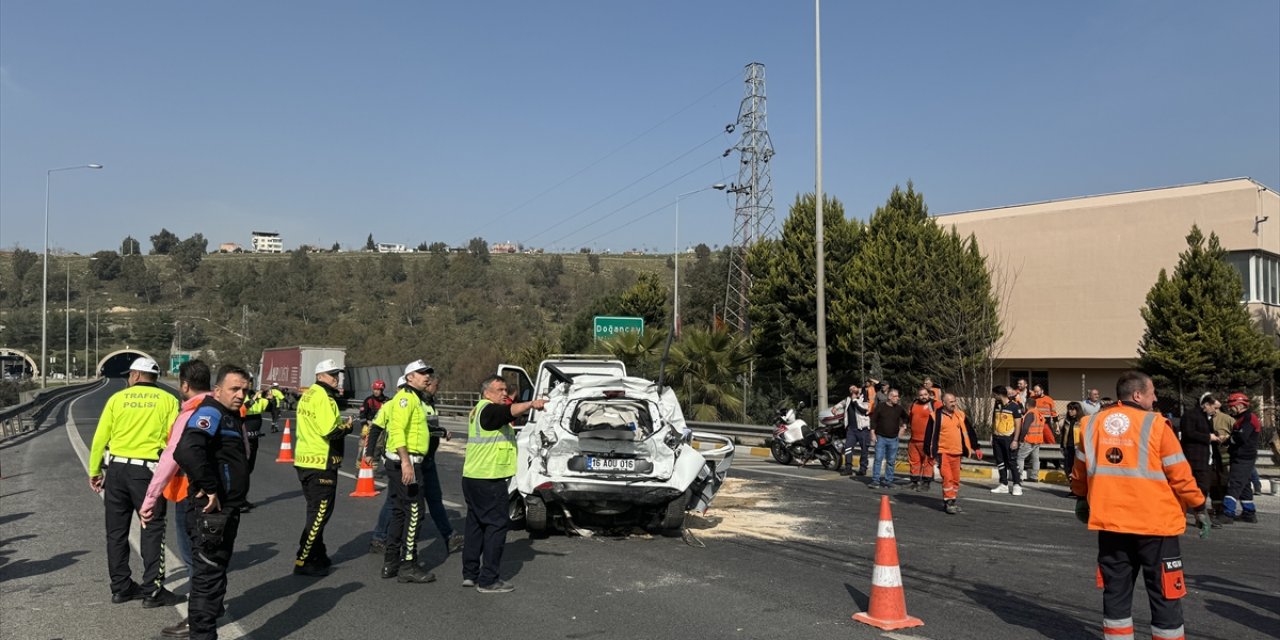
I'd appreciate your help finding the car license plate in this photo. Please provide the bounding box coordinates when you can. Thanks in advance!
[586,457,636,472]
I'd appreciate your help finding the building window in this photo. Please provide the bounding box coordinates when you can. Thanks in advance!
[1009,370,1050,394]
[1227,250,1280,306]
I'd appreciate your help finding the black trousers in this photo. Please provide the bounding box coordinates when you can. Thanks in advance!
[461,477,510,587]
[185,501,240,640]
[246,436,260,474]
[295,468,337,565]
[1062,444,1077,479]
[991,436,1016,484]
[384,458,427,564]
[104,461,167,596]
[1097,531,1184,637]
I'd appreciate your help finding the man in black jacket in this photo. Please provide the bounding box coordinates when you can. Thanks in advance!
[165,364,251,640]
[1179,393,1220,519]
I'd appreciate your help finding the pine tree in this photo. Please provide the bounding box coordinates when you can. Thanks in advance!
[747,193,858,404]
[1138,225,1279,405]
[365,234,376,251]
[837,183,998,395]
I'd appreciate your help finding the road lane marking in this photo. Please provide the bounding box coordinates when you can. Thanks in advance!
[963,497,1074,514]
[334,469,464,509]
[65,385,252,640]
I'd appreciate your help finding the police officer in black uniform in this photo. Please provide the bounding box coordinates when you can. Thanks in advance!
[164,364,252,640]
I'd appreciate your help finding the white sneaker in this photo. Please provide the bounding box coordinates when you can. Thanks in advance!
[1011,484,1023,496]
[990,484,1010,494]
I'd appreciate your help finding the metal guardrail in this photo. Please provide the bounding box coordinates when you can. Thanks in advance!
[1,379,103,440]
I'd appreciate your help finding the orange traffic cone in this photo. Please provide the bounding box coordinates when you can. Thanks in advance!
[852,495,924,630]
[275,419,294,463]
[349,459,379,497]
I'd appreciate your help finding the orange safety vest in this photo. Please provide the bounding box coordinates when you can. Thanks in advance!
[935,408,972,456]
[908,401,937,443]
[1023,410,1047,444]
[1070,404,1204,536]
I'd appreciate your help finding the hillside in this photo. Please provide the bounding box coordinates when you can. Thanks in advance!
[0,248,690,387]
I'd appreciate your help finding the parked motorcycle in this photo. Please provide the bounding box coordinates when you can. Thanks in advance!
[770,406,844,470]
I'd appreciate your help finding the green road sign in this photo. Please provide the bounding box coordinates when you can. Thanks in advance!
[593,316,644,341]
[169,353,192,374]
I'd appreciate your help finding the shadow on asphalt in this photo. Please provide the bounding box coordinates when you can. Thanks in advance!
[249,581,363,639]
[843,582,869,611]
[0,533,39,571]
[961,583,1087,640]
[885,490,948,512]
[233,541,281,570]
[1193,574,1280,613]
[1203,598,1280,637]
[0,511,34,528]
[0,549,90,582]
[500,537,571,583]
[253,489,304,508]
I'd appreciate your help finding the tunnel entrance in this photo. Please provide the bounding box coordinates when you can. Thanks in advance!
[97,350,159,378]
[0,348,39,380]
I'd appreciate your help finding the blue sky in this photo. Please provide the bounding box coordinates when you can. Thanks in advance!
[2,1,1277,255]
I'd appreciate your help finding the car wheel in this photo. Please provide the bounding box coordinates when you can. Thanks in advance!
[659,488,692,536]
[525,495,549,537]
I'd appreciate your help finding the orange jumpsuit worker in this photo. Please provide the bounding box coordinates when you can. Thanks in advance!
[1071,371,1208,640]
[906,387,940,492]
[924,393,982,515]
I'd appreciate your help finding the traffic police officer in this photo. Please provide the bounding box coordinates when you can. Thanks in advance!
[1071,371,1208,640]
[240,381,271,511]
[461,375,544,593]
[292,359,352,577]
[379,360,438,583]
[88,356,183,607]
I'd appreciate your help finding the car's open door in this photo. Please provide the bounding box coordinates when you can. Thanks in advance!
[497,364,535,426]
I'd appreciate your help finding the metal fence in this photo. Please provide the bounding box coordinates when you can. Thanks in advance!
[1,379,104,440]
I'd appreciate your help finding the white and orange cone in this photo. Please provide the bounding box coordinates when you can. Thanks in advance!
[275,419,294,463]
[349,459,379,498]
[852,495,924,630]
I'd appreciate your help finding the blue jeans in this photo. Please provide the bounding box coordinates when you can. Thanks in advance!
[372,453,454,542]
[872,437,900,485]
[422,455,454,540]
[173,499,193,576]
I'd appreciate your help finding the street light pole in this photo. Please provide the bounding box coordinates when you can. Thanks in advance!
[674,183,726,337]
[66,263,71,381]
[42,163,102,387]
[813,0,829,411]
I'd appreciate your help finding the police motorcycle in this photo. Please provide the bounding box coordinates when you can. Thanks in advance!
[769,404,844,471]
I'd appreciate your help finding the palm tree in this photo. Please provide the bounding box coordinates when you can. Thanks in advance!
[666,327,753,421]
[598,329,667,380]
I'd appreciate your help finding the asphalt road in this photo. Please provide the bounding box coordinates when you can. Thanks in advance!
[2,380,1278,640]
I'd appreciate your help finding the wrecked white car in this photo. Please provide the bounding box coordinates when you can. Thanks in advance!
[498,357,735,536]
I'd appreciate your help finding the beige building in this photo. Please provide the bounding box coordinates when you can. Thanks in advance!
[937,177,1279,403]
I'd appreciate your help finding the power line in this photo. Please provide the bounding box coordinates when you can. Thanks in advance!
[523,132,723,244]
[541,154,726,249]
[467,72,739,237]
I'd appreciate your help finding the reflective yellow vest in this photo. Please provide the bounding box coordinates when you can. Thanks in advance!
[89,383,179,476]
[385,388,429,456]
[463,399,517,479]
[295,383,344,470]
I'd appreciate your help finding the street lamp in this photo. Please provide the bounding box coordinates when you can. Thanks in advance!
[42,163,103,387]
[70,257,97,379]
[674,183,726,337]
